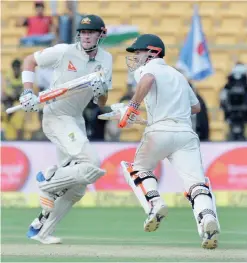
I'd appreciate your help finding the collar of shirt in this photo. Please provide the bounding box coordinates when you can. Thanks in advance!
[76,43,104,62]
[147,58,166,66]
[134,58,166,78]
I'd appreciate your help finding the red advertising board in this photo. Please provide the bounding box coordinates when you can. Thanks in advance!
[1,146,30,191]
[95,147,162,190]
[206,147,247,190]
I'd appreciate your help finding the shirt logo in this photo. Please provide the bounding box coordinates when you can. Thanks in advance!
[68,132,76,142]
[68,61,77,72]
[81,17,91,24]
[94,65,102,72]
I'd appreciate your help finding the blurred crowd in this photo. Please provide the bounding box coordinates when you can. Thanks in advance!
[1,0,247,142]
[16,0,84,46]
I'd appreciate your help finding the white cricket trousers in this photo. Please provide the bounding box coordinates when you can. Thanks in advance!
[42,114,100,197]
[133,129,205,192]
[42,114,100,167]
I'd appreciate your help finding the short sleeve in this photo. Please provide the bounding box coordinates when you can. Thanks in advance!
[134,64,155,83]
[189,86,199,106]
[34,44,68,68]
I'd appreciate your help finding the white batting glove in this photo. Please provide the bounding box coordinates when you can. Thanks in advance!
[92,73,108,104]
[19,89,39,112]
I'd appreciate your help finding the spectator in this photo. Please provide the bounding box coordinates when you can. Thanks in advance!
[220,62,247,141]
[176,67,210,141]
[57,0,83,44]
[2,59,23,109]
[16,1,56,46]
[83,100,120,141]
[190,82,210,141]
[83,100,107,141]
[1,73,6,140]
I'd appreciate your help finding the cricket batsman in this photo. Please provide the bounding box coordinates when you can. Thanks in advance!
[19,14,112,244]
[116,34,220,249]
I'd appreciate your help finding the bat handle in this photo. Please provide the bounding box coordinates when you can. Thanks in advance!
[6,104,23,114]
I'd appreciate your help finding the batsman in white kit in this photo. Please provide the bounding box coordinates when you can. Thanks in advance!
[110,34,220,249]
[18,15,112,244]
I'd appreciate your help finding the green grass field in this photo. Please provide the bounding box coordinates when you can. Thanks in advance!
[1,207,247,262]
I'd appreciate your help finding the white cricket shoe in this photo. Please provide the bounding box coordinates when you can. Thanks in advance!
[30,234,62,244]
[201,214,219,249]
[144,199,168,232]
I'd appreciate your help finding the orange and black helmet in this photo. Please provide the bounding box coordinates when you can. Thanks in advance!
[126,34,165,57]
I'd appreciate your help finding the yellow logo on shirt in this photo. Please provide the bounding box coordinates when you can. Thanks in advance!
[81,17,91,24]
[68,132,75,142]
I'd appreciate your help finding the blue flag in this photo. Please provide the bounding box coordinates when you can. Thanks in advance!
[176,5,214,81]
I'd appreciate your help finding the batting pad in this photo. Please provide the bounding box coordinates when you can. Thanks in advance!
[39,163,105,193]
[38,184,87,238]
[121,161,150,214]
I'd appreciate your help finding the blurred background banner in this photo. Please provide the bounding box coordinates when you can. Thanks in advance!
[2,142,247,193]
[102,25,140,47]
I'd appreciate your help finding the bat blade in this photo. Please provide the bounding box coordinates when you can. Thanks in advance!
[39,88,68,103]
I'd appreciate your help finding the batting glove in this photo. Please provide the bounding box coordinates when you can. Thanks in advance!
[118,100,140,128]
[19,89,39,112]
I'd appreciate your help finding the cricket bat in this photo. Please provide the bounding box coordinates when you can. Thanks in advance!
[98,103,147,125]
[6,70,106,114]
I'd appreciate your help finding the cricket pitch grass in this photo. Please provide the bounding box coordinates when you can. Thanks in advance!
[1,207,247,262]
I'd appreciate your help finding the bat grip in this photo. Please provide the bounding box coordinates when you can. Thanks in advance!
[6,104,23,114]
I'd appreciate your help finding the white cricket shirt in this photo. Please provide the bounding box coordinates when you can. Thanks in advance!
[34,43,112,116]
[134,58,199,131]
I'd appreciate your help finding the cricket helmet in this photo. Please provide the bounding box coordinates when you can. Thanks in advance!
[126,34,165,58]
[77,14,107,36]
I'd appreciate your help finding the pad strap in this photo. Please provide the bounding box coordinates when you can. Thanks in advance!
[188,182,209,194]
[185,183,212,209]
[130,171,157,186]
[130,171,159,202]
[198,209,216,224]
[145,190,160,201]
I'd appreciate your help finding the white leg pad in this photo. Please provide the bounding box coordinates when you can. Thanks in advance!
[121,161,150,214]
[38,184,87,238]
[186,180,220,237]
[205,177,221,231]
[39,162,105,193]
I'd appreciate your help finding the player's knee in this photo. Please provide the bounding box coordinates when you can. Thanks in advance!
[90,154,101,168]
[75,162,105,184]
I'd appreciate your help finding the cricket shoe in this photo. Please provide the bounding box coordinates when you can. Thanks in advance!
[201,214,219,249]
[144,199,168,232]
[29,233,62,244]
[27,218,62,244]
[26,211,49,237]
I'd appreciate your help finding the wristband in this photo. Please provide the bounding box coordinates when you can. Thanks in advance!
[128,100,140,110]
[22,71,35,84]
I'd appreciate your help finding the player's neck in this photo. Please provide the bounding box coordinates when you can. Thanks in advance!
[86,49,97,59]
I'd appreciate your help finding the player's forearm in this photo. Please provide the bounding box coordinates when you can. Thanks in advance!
[22,54,38,90]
